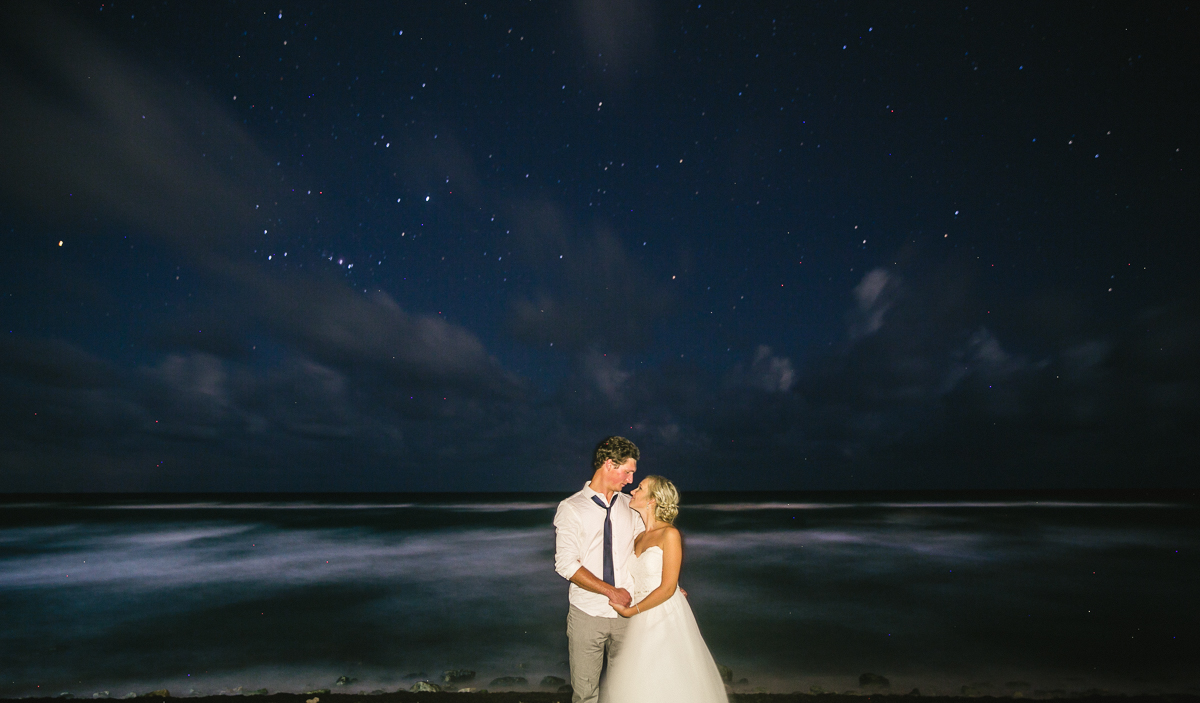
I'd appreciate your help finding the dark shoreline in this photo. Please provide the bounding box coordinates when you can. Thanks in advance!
[4,489,1197,502]
[4,691,1195,695]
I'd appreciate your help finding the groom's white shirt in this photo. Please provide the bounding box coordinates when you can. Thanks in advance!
[554,481,645,618]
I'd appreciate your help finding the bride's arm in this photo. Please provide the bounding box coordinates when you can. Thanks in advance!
[629,528,682,614]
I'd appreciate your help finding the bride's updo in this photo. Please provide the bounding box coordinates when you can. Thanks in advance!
[643,475,680,525]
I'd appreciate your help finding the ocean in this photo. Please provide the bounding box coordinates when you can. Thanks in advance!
[1,492,1196,698]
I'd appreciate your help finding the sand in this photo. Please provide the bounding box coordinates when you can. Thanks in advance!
[5,693,1198,703]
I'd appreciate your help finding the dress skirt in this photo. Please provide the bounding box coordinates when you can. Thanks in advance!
[602,587,728,703]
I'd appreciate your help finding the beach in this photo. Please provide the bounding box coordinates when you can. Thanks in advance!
[5,693,1200,703]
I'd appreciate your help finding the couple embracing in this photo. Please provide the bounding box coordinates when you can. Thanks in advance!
[553,436,728,703]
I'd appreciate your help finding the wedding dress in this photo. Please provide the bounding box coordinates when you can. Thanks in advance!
[602,545,728,703]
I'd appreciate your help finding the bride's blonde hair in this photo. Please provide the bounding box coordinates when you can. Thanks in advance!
[643,475,680,525]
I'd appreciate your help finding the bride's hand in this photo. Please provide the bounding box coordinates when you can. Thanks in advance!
[608,599,636,618]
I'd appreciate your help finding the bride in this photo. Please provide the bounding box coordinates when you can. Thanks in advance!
[602,475,728,703]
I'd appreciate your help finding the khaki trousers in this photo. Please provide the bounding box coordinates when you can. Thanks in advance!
[566,605,629,703]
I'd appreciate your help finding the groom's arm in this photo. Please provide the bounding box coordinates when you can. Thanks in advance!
[569,566,632,607]
[553,501,632,606]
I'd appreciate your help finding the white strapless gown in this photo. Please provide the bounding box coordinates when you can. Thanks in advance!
[602,546,728,703]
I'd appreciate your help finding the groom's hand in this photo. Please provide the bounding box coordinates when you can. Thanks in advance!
[609,587,633,607]
[608,599,636,618]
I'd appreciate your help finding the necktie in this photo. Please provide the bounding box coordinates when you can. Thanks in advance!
[590,495,615,585]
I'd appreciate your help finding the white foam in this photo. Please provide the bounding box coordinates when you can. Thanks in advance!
[85,501,556,511]
[0,525,553,590]
[690,500,1180,511]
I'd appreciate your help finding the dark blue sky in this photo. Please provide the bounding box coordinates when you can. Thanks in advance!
[2,2,1196,491]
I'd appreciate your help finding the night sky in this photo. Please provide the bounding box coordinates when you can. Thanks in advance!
[2,2,1196,492]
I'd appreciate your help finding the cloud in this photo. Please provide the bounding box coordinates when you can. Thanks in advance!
[1,7,529,405]
[508,205,672,351]
[623,260,1200,490]
[726,345,796,393]
[3,268,1198,491]
[0,337,117,390]
[1060,340,1111,382]
[848,268,896,339]
[572,0,656,85]
[940,327,1046,395]
[0,8,531,489]
[145,353,229,404]
[250,276,518,396]
[0,6,519,398]
[0,339,143,455]
[581,350,632,405]
[138,353,235,439]
[0,6,269,254]
[0,6,683,490]
[0,328,515,489]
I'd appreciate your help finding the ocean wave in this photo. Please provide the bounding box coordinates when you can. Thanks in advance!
[420,501,559,511]
[689,500,1182,511]
[0,524,555,590]
[2,504,1194,700]
[86,502,419,510]
[84,501,557,511]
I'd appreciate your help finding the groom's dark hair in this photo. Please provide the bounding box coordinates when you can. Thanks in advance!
[592,436,640,472]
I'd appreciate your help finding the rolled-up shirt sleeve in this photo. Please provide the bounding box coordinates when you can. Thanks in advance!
[553,501,583,581]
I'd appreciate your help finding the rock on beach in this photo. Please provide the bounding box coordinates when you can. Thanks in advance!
[407,682,440,693]
[488,677,527,687]
[442,670,476,684]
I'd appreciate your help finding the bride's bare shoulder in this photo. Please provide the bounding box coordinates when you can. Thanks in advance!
[659,525,682,548]
[641,524,681,550]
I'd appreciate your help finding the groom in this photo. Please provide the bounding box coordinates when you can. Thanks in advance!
[553,436,644,703]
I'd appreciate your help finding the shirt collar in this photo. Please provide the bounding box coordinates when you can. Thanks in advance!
[583,480,618,506]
